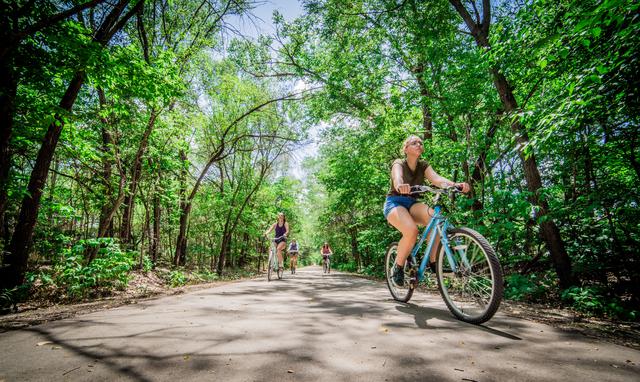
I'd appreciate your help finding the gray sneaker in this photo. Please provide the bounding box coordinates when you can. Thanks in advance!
[392,264,404,286]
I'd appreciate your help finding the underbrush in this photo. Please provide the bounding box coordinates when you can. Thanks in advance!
[504,271,638,321]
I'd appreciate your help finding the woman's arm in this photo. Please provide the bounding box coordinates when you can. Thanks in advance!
[264,223,275,236]
[284,222,290,236]
[425,166,470,193]
[391,162,410,194]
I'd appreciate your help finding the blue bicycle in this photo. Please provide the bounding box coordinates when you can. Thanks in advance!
[385,185,503,324]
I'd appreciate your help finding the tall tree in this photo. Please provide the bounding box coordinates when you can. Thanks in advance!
[2,0,144,290]
[448,0,574,288]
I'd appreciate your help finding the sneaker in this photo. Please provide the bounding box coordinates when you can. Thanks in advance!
[392,264,404,286]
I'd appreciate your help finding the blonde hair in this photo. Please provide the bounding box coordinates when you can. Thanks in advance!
[401,135,423,156]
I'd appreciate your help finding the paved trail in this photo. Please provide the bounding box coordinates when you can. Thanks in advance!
[1,266,638,381]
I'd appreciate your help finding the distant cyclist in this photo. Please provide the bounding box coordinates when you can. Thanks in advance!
[320,242,333,273]
[384,135,470,286]
[264,212,289,272]
[288,240,300,274]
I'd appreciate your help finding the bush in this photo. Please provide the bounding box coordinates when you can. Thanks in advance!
[54,238,135,299]
[335,261,358,272]
[561,285,637,320]
[361,263,384,278]
[504,273,551,301]
[141,255,153,273]
[193,269,219,282]
[168,270,187,287]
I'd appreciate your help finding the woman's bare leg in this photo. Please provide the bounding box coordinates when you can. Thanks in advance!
[409,203,439,263]
[277,242,286,266]
[386,206,418,267]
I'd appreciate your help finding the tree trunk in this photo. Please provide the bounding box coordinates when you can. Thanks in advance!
[2,71,85,289]
[216,229,231,275]
[470,115,500,213]
[0,60,17,249]
[349,226,361,272]
[120,109,157,243]
[140,196,151,270]
[173,149,189,265]
[151,193,160,266]
[173,202,190,266]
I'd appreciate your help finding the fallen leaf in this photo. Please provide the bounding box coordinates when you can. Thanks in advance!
[454,368,464,372]
[287,370,294,373]
[36,341,53,346]
[183,355,190,360]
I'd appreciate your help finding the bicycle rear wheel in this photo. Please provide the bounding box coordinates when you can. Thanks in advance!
[436,227,503,324]
[385,242,414,303]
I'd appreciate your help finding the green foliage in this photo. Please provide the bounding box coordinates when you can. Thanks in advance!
[141,256,153,273]
[561,286,637,320]
[52,239,135,299]
[168,270,188,287]
[504,273,552,301]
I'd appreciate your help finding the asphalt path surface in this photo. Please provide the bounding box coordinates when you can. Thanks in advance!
[1,266,639,381]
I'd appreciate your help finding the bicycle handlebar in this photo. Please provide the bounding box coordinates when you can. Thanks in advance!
[409,184,462,195]
[269,234,286,242]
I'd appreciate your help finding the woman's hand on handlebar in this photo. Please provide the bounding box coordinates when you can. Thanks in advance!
[454,182,471,194]
[395,183,411,195]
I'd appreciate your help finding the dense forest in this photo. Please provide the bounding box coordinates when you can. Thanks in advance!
[0,0,638,320]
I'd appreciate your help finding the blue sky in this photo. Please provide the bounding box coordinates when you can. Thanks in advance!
[229,0,304,38]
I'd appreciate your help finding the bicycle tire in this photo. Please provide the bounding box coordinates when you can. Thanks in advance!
[385,242,414,303]
[436,227,503,324]
[267,251,274,282]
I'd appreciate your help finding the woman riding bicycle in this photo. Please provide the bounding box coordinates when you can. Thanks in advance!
[288,239,299,274]
[384,135,470,286]
[264,212,289,271]
[320,242,332,273]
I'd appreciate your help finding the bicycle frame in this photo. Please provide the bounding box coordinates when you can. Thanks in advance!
[268,244,278,269]
[410,205,470,281]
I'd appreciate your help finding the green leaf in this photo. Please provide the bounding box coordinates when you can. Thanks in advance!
[539,59,548,69]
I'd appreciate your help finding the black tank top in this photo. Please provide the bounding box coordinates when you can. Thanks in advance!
[275,222,286,238]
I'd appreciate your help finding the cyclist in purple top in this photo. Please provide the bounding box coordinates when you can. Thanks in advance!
[264,212,289,270]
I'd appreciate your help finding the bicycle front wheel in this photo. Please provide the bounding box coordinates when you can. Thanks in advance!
[267,251,274,282]
[436,228,503,324]
[385,242,414,303]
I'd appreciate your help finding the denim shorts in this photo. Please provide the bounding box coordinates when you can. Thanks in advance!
[383,195,418,218]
